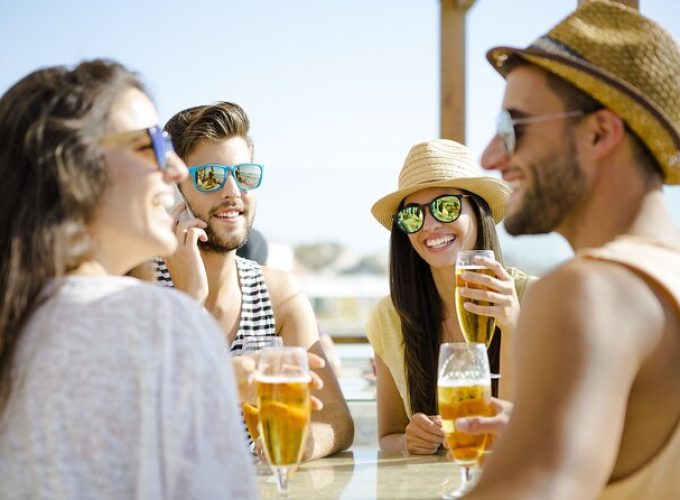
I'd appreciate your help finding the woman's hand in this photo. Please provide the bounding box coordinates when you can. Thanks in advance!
[232,352,325,411]
[403,413,445,455]
[164,202,209,305]
[457,256,520,334]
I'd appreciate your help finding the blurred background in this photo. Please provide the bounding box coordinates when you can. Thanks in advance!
[3,0,679,445]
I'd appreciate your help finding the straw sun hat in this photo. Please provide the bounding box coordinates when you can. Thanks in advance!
[487,0,680,183]
[371,139,511,230]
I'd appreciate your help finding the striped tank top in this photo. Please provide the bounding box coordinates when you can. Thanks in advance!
[154,256,277,349]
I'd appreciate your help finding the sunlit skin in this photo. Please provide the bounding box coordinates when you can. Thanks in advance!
[86,88,187,276]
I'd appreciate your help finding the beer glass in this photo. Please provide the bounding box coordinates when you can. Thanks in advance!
[256,346,312,496]
[438,342,492,498]
[455,250,497,347]
[239,335,284,473]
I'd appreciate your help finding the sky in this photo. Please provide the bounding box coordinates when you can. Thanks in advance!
[2,0,679,273]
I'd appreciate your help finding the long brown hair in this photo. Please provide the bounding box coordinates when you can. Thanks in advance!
[0,60,145,413]
[389,192,503,416]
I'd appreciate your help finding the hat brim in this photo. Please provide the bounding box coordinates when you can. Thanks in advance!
[487,45,680,184]
[371,176,510,231]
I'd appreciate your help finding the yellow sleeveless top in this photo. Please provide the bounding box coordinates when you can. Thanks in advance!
[366,267,534,418]
[578,236,680,500]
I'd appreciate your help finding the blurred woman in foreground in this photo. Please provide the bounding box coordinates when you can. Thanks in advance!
[0,60,257,499]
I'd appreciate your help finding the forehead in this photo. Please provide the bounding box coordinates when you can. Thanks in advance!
[404,186,463,205]
[187,136,252,166]
[503,65,565,113]
[107,87,158,133]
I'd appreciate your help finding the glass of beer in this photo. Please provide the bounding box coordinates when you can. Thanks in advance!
[239,335,284,473]
[256,346,312,496]
[455,250,497,347]
[438,342,492,498]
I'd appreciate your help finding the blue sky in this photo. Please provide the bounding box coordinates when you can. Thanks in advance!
[2,1,679,272]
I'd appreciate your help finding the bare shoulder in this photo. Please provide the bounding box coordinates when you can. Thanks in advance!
[260,265,305,306]
[522,258,665,358]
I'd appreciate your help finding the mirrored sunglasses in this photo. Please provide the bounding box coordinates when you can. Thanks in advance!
[496,109,584,155]
[188,163,264,192]
[394,194,469,234]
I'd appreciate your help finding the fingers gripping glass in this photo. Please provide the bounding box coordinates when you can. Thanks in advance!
[188,163,264,192]
[496,109,584,155]
[394,194,469,234]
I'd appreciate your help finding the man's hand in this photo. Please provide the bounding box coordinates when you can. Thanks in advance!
[164,202,209,305]
[232,351,325,411]
[455,397,512,437]
[403,413,445,455]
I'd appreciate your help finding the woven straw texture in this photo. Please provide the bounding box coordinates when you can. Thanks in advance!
[371,139,510,230]
[487,0,680,183]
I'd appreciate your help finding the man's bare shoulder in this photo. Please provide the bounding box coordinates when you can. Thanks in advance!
[259,265,304,302]
[522,257,665,355]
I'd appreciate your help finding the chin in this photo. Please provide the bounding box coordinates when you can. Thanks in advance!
[152,232,179,258]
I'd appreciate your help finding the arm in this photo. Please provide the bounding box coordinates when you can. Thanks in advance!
[375,354,445,454]
[466,261,663,500]
[263,267,354,460]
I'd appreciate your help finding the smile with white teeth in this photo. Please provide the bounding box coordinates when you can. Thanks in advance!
[425,235,454,248]
[215,210,241,219]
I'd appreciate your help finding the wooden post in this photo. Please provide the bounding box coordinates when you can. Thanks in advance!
[440,0,475,142]
[578,0,638,8]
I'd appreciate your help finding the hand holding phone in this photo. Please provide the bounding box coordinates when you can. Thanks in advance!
[174,185,196,220]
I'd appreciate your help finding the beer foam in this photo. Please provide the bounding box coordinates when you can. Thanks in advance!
[256,374,312,384]
[456,265,487,271]
[437,378,490,388]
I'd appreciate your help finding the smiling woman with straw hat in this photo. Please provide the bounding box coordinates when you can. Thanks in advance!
[366,138,535,455]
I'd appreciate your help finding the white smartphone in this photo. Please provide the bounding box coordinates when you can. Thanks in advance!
[174,185,196,220]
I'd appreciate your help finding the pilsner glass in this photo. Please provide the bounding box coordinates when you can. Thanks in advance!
[256,346,312,496]
[438,342,492,499]
[239,336,284,473]
[455,250,497,347]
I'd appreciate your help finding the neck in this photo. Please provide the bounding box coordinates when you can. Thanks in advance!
[559,162,678,251]
[201,248,240,305]
[431,264,456,316]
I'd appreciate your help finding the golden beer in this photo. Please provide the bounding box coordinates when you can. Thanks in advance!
[438,381,492,464]
[257,376,311,466]
[455,266,496,346]
[241,402,260,441]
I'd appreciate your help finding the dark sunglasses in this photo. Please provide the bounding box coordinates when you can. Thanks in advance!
[496,109,584,155]
[188,163,264,193]
[99,125,174,171]
[394,194,470,234]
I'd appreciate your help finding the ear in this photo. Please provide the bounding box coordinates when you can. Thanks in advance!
[586,109,626,160]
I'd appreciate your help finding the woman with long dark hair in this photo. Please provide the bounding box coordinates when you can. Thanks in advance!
[0,60,257,498]
[367,139,534,455]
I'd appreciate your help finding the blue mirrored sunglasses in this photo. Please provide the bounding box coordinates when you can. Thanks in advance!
[147,126,175,170]
[188,163,264,192]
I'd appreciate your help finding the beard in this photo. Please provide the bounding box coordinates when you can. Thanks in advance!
[505,136,586,236]
[197,208,255,254]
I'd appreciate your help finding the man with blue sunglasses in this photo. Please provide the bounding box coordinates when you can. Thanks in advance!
[156,101,354,461]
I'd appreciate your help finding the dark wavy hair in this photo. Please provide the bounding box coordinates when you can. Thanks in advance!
[0,59,145,413]
[389,193,503,416]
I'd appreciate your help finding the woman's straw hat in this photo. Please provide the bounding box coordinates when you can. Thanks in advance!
[487,0,680,183]
[371,139,511,230]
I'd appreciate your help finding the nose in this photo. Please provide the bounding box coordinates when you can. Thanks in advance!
[163,152,188,184]
[480,134,510,173]
[221,170,242,197]
[421,208,442,231]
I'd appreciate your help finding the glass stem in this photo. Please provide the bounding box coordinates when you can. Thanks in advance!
[274,466,290,496]
[460,465,476,493]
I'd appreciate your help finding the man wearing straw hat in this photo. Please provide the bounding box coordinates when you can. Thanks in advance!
[463,1,680,498]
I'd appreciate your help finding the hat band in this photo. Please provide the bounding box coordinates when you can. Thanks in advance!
[530,35,584,60]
